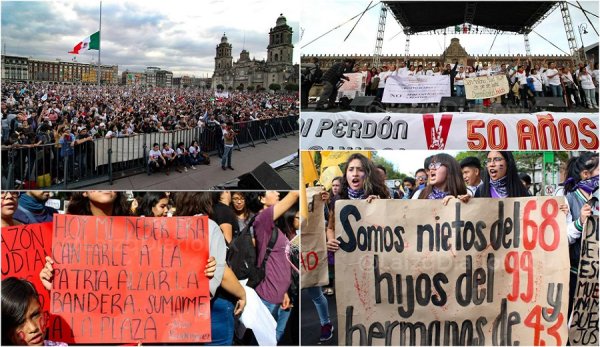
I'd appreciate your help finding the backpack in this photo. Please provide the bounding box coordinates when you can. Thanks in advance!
[226,215,278,288]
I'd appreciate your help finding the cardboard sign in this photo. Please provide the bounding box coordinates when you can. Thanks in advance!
[382,75,451,103]
[50,215,211,344]
[300,187,329,289]
[337,72,367,100]
[335,198,569,346]
[464,75,510,100]
[568,216,599,346]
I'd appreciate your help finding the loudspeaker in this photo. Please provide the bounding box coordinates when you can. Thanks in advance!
[533,97,567,111]
[439,96,468,111]
[349,96,384,113]
[237,161,292,190]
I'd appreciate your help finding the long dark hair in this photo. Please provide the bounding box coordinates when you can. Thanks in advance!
[174,192,213,216]
[67,192,131,216]
[276,203,299,240]
[339,153,390,199]
[418,153,467,198]
[137,192,169,217]
[564,152,599,192]
[478,151,529,198]
[231,191,253,218]
[1,277,40,345]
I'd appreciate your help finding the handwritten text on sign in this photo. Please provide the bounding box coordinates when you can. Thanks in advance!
[300,187,329,288]
[569,216,599,346]
[464,75,510,100]
[50,215,210,344]
[334,198,569,346]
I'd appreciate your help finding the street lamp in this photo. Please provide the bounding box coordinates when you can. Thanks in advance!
[578,23,588,51]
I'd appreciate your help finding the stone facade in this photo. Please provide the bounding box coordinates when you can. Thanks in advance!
[302,38,573,71]
[212,14,297,90]
[1,55,118,84]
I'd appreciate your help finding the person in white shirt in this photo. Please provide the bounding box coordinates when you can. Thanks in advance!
[546,62,563,97]
[454,66,466,97]
[175,141,196,172]
[376,65,390,101]
[529,68,544,97]
[161,142,177,175]
[579,67,599,108]
[147,142,166,175]
[514,65,529,108]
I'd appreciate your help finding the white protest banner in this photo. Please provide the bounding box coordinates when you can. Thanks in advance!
[464,75,510,100]
[337,72,367,100]
[300,187,329,289]
[215,91,230,98]
[335,198,569,346]
[300,111,598,150]
[382,75,451,103]
[568,216,599,346]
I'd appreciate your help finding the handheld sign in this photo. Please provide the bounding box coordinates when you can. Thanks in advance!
[300,187,329,288]
[1,222,65,339]
[335,198,569,346]
[568,216,599,346]
[50,215,211,344]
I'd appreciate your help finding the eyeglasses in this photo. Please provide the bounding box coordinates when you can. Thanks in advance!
[416,175,427,180]
[1,191,20,199]
[428,162,443,170]
[232,197,245,202]
[484,157,505,166]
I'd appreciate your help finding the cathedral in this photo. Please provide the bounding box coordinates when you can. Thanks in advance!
[212,14,296,91]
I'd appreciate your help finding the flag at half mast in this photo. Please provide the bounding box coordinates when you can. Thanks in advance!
[69,31,100,54]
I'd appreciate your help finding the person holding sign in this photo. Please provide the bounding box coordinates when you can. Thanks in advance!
[558,152,598,317]
[1,277,66,346]
[417,153,469,204]
[326,153,390,253]
[475,151,529,198]
[1,191,23,227]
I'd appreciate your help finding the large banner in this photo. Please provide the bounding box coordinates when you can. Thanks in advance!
[568,216,599,345]
[337,72,367,100]
[464,75,510,100]
[300,111,599,150]
[335,198,570,346]
[50,215,211,344]
[300,187,329,289]
[382,75,451,103]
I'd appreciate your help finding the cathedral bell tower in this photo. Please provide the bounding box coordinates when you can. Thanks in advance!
[267,14,293,64]
[215,33,233,72]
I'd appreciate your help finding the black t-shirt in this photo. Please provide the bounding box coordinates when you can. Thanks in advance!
[212,202,240,241]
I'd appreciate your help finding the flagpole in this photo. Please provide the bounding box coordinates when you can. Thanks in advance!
[97,0,102,86]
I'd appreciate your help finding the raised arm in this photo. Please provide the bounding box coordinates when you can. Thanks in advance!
[273,191,299,221]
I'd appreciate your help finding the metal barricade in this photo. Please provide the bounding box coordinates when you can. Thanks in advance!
[0,115,299,189]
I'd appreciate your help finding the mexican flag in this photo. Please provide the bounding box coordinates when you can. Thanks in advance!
[68,31,100,54]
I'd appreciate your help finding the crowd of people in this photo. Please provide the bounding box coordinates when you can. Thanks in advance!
[0,83,299,186]
[1,190,300,346]
[302,151,598,342]
[302,56,600,110]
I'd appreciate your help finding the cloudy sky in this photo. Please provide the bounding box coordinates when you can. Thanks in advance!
[301,0,598,57]
[1,0,300,76]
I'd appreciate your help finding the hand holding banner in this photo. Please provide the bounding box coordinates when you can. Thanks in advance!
[50,215,211,344]
[334,198,569,346]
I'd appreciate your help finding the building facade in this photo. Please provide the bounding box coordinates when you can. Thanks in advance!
[212,14,297,90]
[302,38,573,72]
[1,55,118,84]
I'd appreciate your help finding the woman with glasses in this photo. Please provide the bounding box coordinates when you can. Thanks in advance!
[1,192,22,227]
[417,153,469,203]
[230,192,254,232]
[1,277,66,346]
[474,151,529,198]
